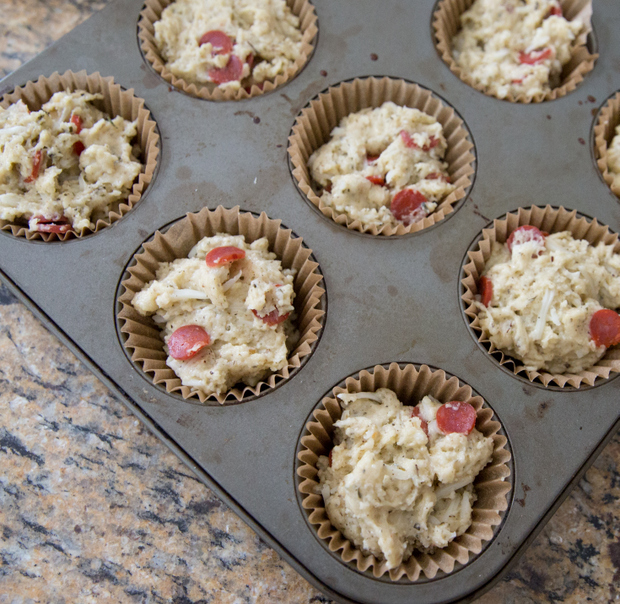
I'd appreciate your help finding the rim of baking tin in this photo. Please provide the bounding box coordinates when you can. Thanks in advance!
[136,0,319,102]
[114,209,327,406]
[431,0,599,104]
[294,362,515,583]
[459,206,620,391]
[0,71,161,243]
[287,75,478,238]
[592,89,620,201]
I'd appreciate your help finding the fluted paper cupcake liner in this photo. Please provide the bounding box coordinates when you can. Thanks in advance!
[433,0,596,103]
[594,91,620,200]
[296,362,512,582]
[461,205,620,388]
[117,205,326,404]
[288,76,476,236]
[0,70,159,241]
[138,0,318,101]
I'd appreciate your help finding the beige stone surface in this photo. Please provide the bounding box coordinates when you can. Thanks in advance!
[1,2,619,603]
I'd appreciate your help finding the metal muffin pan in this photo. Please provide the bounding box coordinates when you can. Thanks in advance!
[1,0,619,602]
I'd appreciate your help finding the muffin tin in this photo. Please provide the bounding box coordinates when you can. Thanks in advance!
[1,0,619,602]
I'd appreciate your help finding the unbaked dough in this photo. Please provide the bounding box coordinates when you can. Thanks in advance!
[317,388,494,569]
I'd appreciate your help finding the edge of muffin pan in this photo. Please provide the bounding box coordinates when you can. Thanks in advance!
[287,76,477,237]
[115,205,327,406]
[295,362,514,583]
[0,70,161,242]
[137,0,319,101]
[460,205,620,390]
[432,0,598,103]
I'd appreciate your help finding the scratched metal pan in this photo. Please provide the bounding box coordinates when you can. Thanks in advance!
[1,0,619,602]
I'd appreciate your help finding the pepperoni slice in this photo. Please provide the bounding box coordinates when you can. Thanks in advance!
[205,246,246,267]
[70,114,83,134]
[548,5,562,16]
[512,77,525,85]
[208,55,243,84]
[366,154,380,163]
[425,136,439,151]
[324,183,332,194]
[479,275,493,307]
[167,325,211,360]
[366,175,386,186]
[400,130,416,148]
[411,406,429,437]
[436,401,477,435]
[590,309,620,348]
[426,172,451,183]
[519,48,553,65]
[73,141,86,156]
[199,30,233,55]
[390,189,427,225]
[32,215,72,234]
[24,150,42,183]
[506,225,546,253]
[252,309,290,326]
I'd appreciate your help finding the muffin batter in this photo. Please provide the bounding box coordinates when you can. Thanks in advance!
[317,389,494,569]
[154,0,303,92]
[308,102,455,230]
[0,91,142,233]
[477,227,620,373]
[132,234,298,396]
[452,0,584,100]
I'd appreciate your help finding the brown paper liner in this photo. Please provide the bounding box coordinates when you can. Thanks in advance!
[138,0,318,101]
[433,0,597,103]
[594,91,620,200]
[287,77,476,236]
[117,205,326,404]
[296,363,512,582]
[0,70,159,242]
[461,205,620,388]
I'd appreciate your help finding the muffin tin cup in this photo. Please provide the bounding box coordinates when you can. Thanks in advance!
[433,0,597,103]
[461,205,620,388]
[287,76,477,236]
[0,70,160,241]
[594,91,620,200]
[138,0,318,101]
[117,205,326,405]
[296,362,512,582]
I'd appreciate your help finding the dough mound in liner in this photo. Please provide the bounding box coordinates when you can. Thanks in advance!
[0,70,159,241]
[138,0,318,101]
[117,205,325,404]
[433,0,596,103]
[297,363,512,582]
[594,91,620,201]
[461,205,620,388]
[289,77,476,236]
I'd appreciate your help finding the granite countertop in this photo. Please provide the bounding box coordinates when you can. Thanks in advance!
[1,1,619,602]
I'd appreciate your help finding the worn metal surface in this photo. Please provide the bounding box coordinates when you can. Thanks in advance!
[1,0,619,602]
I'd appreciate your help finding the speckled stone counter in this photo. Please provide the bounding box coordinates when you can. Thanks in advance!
[1,2,620,602]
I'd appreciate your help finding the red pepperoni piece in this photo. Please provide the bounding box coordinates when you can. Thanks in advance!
[199,30,233,55]
[24,150,42,183]
[479,275,493,307]
[208,55,243,84]
[548,5,562,16]
[205,246,246,267]
[411,406,429,437]
[590,309,620,348]
[71,114,83,134]
[252,309,290,326]
[32,215,72,234]
[425,136,439,151]
[400,130,416,148]
[506,225,546,253]
[167,325,211,360]
[436,401,477,435]
[324,183,332,193]
[73,141,86,156]
[366,175,386,186]
[426,172,451,183]
[512,77,525,85]
[366,154,380,163]
[390,189,427,225]
[519,48,553,65]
